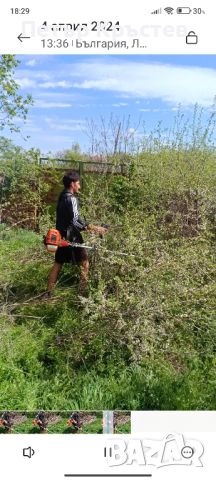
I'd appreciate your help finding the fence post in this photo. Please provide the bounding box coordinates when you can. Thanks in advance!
[79,162,84,189]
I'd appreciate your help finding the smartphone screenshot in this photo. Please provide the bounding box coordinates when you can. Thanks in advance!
[0,1,215,478]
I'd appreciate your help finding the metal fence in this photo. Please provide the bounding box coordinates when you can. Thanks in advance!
[39,157,131,176]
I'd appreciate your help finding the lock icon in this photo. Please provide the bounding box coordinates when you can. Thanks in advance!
[186,31,198,44]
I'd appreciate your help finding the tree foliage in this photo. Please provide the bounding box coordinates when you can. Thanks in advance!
[0,55,32,132]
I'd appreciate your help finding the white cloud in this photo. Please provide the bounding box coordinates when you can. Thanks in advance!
[52,124,86,132]
[25,126,43,133]
[139,107,170,113]
[44,117,86,124]
[69,60,216,107]
[44,117,86,131]
[39,81,73,89]
[112,102,128,107]
[25,59,37,67]
[34,101,73,108]
[17,59,216,107]
[36,92,70,98]
[16,71,56,91]
[17,78,37,88]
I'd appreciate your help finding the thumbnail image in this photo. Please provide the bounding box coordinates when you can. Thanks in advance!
[0,411,103,434]
[114,411,131,434]
[103,411,131,434]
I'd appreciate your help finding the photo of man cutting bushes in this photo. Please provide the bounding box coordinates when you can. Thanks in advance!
[1,53,216,412]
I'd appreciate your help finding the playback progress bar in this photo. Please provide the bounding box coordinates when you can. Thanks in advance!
[64,475,152,478]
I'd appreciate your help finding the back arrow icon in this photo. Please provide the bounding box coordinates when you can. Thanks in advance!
[18,33,31,42]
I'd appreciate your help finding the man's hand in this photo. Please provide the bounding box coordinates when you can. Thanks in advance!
[97,226,108,236]
[86,224,108,236]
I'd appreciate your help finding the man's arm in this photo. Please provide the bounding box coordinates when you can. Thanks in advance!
[68,195,108,236]
[69,195,88,231]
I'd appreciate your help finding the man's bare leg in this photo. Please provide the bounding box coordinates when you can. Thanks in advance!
[47,261,62,293]
[79,259,89,292]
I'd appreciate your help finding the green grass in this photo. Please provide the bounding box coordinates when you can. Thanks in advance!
[114,422,131,434]
[0,226,216,410]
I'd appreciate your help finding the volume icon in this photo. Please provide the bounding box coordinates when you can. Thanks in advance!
[151,8,162,14]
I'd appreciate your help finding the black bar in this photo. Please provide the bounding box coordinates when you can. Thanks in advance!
[64,475,152,478]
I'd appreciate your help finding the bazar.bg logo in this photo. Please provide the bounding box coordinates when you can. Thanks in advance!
[105,433,204,468]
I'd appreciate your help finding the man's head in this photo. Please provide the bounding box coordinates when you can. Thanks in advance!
[63,171,81,194]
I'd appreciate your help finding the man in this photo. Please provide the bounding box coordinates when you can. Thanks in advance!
[43,170,107,299]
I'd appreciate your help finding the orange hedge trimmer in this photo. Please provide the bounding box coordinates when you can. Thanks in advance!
[43,226,136,257]
[44,229,70,253]
[44,228,102,253]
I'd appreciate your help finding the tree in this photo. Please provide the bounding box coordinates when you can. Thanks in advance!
[55,143,83,163]
[85,114,141,157]
[0,55,32,132]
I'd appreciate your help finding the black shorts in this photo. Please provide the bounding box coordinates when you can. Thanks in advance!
[55,245,88,265]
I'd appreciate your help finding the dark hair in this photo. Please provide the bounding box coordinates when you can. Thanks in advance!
[63,170,80,188]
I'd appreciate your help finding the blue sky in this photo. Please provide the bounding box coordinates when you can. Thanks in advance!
[8,54,216,154]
